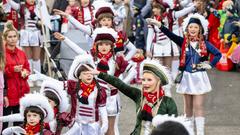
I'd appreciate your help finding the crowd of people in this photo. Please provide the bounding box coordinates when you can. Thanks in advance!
[0,0,239,135]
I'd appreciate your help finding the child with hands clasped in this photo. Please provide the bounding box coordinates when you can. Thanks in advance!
[3,22,30,131]
[5,0,46,87]
[146,13,222,135]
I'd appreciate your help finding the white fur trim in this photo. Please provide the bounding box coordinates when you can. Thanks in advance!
[92,0,115,19]
[140,59,172,86]
[182,13,209,35]
[20,93,54,123]
[92,27,118,42]
[40,80,70,113]
[68,54,95,80]
[163,0,174,9]
[152,114,191,134]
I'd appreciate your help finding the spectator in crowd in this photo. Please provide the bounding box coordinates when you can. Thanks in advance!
[0,32,5,133]
[2,22,30,131]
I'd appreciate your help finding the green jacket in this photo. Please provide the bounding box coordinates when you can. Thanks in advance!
[98,73,178,135]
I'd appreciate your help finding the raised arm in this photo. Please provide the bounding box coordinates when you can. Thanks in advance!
[53,32,87,55]
[98,72,141,103]
[146,18,184,46]
[173,3,196,19]
[146,26,155,57]
[53,9,92,35]
[67,15,93,35]
[6,0,20,10]
[124,40,137,61]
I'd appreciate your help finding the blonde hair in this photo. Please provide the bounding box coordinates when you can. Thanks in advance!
[0,32,5,70]
[3,21,19,40]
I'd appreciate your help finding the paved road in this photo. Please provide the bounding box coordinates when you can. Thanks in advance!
[119,69,240,135]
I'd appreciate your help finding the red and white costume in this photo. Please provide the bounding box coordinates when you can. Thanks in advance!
[2,0,19,29]
[5,0,42,47]
[61,4,94,33]
[63,27,136,117]
[66,54,108,135]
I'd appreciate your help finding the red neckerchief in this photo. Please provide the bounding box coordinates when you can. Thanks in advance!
[179,36,207,69]
[25,123,41,135]
[80,81,96,97]
[97,51,113,61]
[77,5,93,24]
[142,87,165,114]
[54,107,59,118]
[131,55,145,63]
[115,32,124,49]
[25,2,35,14]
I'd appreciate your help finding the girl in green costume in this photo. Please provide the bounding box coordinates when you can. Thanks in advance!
[84,59,178,135]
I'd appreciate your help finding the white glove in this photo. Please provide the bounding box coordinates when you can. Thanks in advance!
[0,113,23,122]
[63,122,81,135]
[33,69,58,82]
[2,126,26,135]
[99,107,108,135]
[197,62,212,70]
[146,18,162,28]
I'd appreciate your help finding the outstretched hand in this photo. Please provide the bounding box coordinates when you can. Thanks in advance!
[53,9,69,18]
[54,32,65,41]
[83,64,100,75]
[146,18,162,28]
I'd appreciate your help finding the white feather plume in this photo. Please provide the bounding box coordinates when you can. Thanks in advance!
[182,13,209,35]
[92,0,115,19]
[68,54,95,81]
[92,26,118,42]
[20,93,54,123]
[139,59,172,86]
[40,80,70,113]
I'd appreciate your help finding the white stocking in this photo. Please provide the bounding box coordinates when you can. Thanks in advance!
[195,117,205,135]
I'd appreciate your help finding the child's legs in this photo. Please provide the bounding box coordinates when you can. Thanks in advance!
[183,94,194,117]
[193,94,205,117]
[106,116,116,135]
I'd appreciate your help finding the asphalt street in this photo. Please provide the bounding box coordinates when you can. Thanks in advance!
[119,69,240,135]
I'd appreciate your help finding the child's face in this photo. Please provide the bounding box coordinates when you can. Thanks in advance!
[68,0,76,6]
[26,0,35,5]
[99,17,113,28]
[187,23,200,37]
[26,112,41,126]
[48,98,57,109]
[114,0,122,4]
[79,71,94,84]
[97,42,112,55]
[6,31,18,47]
[81,0,90,7]
[152,7,161,16]
[142,72,160,93]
